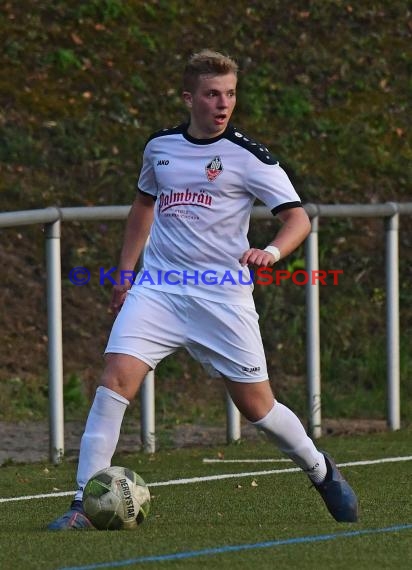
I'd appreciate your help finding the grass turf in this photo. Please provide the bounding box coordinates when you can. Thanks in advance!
[0,427,411,570]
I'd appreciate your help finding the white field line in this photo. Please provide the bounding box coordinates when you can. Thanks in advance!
[1,455,411,504]
[203,458,292,463]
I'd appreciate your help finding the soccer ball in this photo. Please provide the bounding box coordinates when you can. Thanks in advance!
[83,466,151,530]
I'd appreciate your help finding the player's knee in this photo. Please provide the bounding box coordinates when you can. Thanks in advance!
[99,376,137,401]
[101,354,149,400]
[99,360,140,401]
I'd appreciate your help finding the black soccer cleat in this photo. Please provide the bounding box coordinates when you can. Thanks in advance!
[313,452,359,522]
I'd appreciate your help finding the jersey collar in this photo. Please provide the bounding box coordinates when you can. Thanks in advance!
[182,123,233,145]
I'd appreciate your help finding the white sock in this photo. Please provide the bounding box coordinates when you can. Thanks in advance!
[253,401,327,484]
[74,386,129,501]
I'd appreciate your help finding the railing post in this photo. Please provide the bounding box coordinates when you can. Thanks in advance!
[225,389,241,443]
[385,207,400,430]
[140,371,156,453]
[137,239,156,453]
[305,215,322,438]
[45,218,65,464]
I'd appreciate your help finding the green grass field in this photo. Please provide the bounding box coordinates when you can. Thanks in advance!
[1,427,411,570]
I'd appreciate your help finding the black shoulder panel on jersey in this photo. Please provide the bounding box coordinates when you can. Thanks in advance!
[224,125,279,165]
[144,123,186,147]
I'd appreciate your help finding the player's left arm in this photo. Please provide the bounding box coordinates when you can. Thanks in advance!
[240,206,311,267]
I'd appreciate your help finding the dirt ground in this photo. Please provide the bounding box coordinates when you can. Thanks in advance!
[0,418,387,465]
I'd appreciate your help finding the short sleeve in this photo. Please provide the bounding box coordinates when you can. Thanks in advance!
[246,158,301,214]
[137,143,158,197]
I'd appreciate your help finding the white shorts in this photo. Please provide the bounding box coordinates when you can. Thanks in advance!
[105,287,268,383]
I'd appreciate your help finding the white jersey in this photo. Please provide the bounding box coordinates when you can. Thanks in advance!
[135,123,302,306]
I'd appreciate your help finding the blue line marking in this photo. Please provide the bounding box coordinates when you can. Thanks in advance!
[58,523,412,570]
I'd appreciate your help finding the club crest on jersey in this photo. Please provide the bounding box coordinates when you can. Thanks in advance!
[205,156,223,182]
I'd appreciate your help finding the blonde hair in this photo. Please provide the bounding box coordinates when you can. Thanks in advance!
[183,49,238,92]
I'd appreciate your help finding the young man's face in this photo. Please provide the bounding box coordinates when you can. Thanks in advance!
[183,72,237,139]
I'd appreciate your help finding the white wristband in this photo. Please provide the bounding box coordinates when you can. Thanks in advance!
[263,245,281,263]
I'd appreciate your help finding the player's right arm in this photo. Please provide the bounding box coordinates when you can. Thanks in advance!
[110,191,155,314]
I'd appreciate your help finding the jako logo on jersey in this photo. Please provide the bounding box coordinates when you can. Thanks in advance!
[241,366,261,373]
[158,188,213,213]
[205,156,223,182]
[157,159,169,166]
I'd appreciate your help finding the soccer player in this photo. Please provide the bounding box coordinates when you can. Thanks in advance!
[48,49,358,530]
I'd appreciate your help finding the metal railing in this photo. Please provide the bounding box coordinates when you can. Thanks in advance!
[1,202,411,463]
